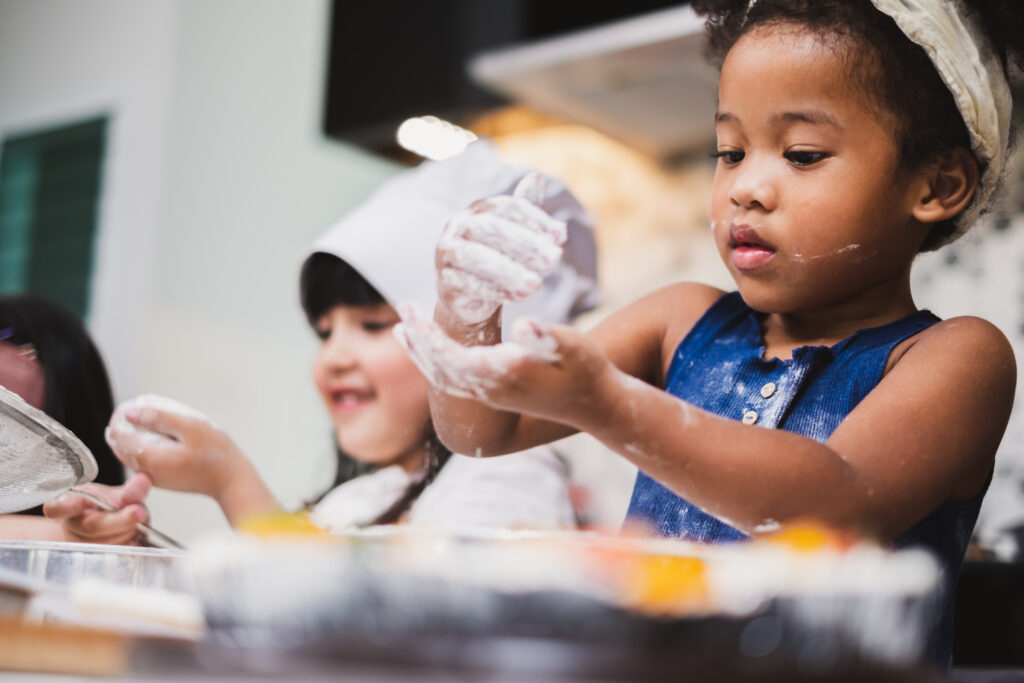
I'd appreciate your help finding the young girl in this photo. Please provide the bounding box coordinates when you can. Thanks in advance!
[395,0,1022,668]
[47,140,597,534]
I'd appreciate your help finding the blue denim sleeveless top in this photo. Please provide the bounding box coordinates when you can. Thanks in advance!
[625,291,986,670]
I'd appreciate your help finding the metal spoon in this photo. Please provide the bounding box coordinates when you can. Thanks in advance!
[68,488,186,550]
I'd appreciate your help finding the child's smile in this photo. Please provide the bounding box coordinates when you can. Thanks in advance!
[710,23,931,324]
[313,304,432,471]
[327,385,375,414]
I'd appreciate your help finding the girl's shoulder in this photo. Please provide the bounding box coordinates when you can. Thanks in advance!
[869,315,1015,501]
[620,280,726,340]
[893,314,1015,371]
[591,282,727,386]
[650,282,730,376]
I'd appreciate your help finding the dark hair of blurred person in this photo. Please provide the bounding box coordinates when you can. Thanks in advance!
[0,294,124,513]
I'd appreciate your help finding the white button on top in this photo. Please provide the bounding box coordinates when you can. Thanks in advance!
[760,382,777,399]
[742,410,759,425]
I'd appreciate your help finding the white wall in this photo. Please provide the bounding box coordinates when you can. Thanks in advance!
[135,0,398,541]
[0,0,399,542]
[913,215,1024,557]
[0,0,179,399]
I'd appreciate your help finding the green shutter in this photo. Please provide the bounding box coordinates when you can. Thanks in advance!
[0,117,107,318]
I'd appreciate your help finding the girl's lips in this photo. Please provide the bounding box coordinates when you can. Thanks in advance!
[732,245,776,271]
[729,224,776,271]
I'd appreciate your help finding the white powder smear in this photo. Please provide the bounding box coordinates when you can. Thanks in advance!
[395,305,558,400]
[791,244,862,263]
[510,317,560,361]
[442,238,542,298]
[753,519,781,534]
[437,174,567,325]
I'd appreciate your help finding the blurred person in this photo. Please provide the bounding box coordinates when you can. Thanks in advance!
[0,294,149,543]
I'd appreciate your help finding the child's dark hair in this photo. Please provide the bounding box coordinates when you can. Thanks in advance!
[0,295,123,512]
[299,252,452,524]
[300,251,387,324]
[692,0,1024,251]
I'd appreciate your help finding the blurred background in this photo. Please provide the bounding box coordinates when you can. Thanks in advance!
[0,0,1022,584]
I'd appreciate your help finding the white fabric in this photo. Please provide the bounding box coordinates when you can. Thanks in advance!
[107,394,212,449]
[308,139,599,329]
[310,464,413,531]
[866,0,1011,240]
[310,447,576,533]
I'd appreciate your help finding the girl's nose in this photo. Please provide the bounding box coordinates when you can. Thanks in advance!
[319,333,359,374]
[729,160,777,211]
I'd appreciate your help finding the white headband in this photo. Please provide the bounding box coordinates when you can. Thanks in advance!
[868,0,1011,242]
[746,0,1012,243]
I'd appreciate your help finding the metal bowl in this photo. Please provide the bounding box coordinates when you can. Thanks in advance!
[0,539,190,593]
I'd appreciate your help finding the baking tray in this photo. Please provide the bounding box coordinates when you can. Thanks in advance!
[184,530,943,682]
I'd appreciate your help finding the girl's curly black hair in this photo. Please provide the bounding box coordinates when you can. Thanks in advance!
[299,251,452,525]
[692,0,1024,251]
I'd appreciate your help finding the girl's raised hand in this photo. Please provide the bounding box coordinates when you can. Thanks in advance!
[436,172,568,325]
[104,403,244,501]
[43,473,151,545]
[395,305,614,427]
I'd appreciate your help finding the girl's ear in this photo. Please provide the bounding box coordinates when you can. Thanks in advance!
[911,147,980,224]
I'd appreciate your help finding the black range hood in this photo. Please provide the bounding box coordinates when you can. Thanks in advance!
[321,0,698,160]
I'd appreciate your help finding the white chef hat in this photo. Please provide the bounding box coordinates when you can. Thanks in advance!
[304,139,599,328]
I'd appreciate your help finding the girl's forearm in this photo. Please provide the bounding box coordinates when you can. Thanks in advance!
[576,369,870,536]
[430,305,521,452]
[428,387,521,454]
[212,456,280,527]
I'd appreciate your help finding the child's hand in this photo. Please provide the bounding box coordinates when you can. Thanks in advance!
[43,473,151,545]
[105,404,244,500]
[436,173,568,325]
[395,305,614,426]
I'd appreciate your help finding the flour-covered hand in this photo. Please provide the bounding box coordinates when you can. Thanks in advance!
[436,172,568,325]
[395,304,613,426]
[105,398,244,500]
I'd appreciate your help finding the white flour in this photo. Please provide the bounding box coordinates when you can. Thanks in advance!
[437,173,568,324]
[395,305,560,401]
[107,394,212,446]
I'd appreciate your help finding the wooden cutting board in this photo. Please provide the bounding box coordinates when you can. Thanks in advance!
[0,617,127,676]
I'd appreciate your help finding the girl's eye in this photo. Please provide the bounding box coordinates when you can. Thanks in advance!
[785,150,827,166]
[711,150,744,165]
[315,326,331,341]
[362,320,395,333]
